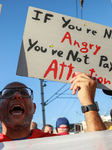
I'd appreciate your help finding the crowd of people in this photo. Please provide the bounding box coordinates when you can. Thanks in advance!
[0,72,109,142]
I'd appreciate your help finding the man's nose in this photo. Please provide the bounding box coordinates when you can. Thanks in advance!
[12,91,22,100]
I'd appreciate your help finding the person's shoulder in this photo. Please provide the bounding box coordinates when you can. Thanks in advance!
[27,129,58,139]
[0,133,3,139]
[0,133,12,142]
[32,128,58,137]
[57,132,69,135]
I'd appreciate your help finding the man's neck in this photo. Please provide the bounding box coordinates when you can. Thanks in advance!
[2,126,32,140]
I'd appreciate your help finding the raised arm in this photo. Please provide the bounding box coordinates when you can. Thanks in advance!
[70,72,106,132]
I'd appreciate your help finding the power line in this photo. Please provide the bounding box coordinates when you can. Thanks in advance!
[61,96,78,116]
[61,99,71,116]
[75,111,84,117]
[45,83,67,103]
[80,0,84,19]
[65,99,77,116]
[44,87,70,106]
[57,97,76,99]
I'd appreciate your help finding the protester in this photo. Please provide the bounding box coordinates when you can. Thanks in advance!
[42,124,53,134]
[56,117,70,135]
[30,121,38,130]
[0,82,57,142]
[0,72,106,142]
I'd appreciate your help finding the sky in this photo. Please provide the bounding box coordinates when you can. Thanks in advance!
[0,0,112,130]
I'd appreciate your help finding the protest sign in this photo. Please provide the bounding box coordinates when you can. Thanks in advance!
[16,6,112,90]
[0,130,112,150]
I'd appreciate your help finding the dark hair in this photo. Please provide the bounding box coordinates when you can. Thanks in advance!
[42,124,53,132]
[30,122,37,129]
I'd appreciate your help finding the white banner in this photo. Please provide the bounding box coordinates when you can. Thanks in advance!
[0,130,112,150]
[17,6,112,90]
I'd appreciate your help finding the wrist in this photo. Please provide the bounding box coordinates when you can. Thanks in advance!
[81,102,99,113]
[81,102,94,106]
[80,98,94,106]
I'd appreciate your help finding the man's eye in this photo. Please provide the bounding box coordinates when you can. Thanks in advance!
[20,91,29,96]
[3,90,14,97]
[4,92,10,96]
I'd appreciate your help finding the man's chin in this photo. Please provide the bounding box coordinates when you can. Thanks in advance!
[9,117,33,130]
[3,114,33,130]
[11,124,27,130]
[7,121,29,130]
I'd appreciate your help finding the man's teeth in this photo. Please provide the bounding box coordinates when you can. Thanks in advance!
[12,112,23,115]
[10,104,24,115]
[11,105,23,110]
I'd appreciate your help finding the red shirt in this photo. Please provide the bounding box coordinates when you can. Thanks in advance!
[57,132,69,135]
[0,129,58,142]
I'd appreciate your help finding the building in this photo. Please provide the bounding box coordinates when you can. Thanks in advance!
[69,123,83,134]
[101,115,111,122]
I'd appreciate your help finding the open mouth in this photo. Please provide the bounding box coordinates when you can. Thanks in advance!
[10,105,24,115]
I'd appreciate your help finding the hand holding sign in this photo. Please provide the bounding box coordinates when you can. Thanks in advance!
[70,72,106,132]
[70,72,97,106]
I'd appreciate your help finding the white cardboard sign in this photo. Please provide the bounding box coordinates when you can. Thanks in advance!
[0,130,112,150]
[16,6,112,90]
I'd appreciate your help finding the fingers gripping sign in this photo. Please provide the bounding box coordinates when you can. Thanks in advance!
[70,72,97,106]
[70,72,106,132]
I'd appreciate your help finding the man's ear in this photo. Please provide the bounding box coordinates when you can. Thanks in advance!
[68,127,70,132]
[33,103,36,114]
[56,127,58,133]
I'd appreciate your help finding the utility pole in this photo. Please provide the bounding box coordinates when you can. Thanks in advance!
[40,79,46,127]
[0,4,2,16]
[80,0,84,19]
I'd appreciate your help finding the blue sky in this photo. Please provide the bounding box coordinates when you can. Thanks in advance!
[0,0,112,130]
